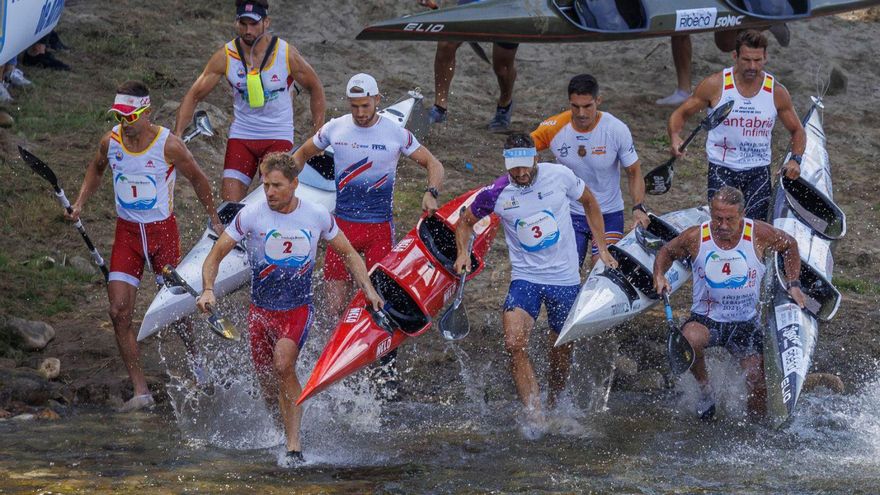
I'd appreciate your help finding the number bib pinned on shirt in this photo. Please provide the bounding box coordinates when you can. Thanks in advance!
[704,249,749,289]
[114,173,158,211]
[515,210,561,252]
[264,229,312,267]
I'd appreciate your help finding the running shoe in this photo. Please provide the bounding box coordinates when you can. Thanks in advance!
[7,68,32,87]
[0,82,12,103]
[118,394,155,413]
[428,104,447,124]
[278,450,306,468]
[696,386,716,422]
[655,89,691,106]
[487,102,513,133]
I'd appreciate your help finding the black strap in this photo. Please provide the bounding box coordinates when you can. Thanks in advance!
[233,35,278,74]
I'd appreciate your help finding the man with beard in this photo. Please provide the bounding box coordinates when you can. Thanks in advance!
[175,0,325,202]
[292,73,444,398]
[198,153,383,467]
[67,81,222,412]
[667,29,805,221]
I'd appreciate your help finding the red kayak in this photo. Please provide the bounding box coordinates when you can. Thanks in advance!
[297,188,500,404]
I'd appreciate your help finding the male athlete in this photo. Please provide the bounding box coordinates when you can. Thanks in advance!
[532,74,649,267]
[68,81,222,412]
[667,29,805,221]
[454,133,617,436]
[197,153,383,467]
[653,186,805,420]
[175,0,325,201]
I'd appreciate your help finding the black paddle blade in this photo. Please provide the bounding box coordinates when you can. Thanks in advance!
[702,99,735,130]
[18,146,60,188]
[644,158,675,195]
[439,300,470,341]
[468,42,491,65]
[667,326,695,374]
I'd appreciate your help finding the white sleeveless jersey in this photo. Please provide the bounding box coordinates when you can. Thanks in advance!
[706,67,777,170]
[691,219,766,322]
[107,125,175,224]
[224,38,295,141]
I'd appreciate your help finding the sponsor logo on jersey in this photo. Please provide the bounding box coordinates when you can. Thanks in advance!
[270,74,280,82]
[556,143,570,158]
[371,144,387,150]
[591,146,606,155]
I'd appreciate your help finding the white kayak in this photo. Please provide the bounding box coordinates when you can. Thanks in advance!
[137,90,430,341]
[765,96,844,428]
[555,206,710,346]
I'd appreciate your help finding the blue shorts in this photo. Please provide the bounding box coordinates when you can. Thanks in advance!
[503,280,580,334]
[685,312,764,358]
[571,210,625,266]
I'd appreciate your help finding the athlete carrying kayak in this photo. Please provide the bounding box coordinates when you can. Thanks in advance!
[531,73,649,268]
[667,29,805,221]
[174,0,325,202]
[292,73,445,399]
[197,152,383,467]
[66,81,223,412]
[453,132,617,437]
[653,186,805,420]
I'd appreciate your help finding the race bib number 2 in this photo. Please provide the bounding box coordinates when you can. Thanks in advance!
[515,210,560,252]
[264,229,313,267]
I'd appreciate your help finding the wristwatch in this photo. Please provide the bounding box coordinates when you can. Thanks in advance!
[789,154,803,165]
[787,279,801,290]
[424,186,440,199]
[631,203,648,214]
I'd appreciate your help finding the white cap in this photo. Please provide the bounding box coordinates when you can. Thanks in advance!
[346,73,379,97]
[503,147,537,170]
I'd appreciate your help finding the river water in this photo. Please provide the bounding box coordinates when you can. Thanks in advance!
[3,333,880,494]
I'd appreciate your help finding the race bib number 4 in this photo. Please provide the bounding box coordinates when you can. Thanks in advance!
[264,229,313,267]
[704,250,749,289]
[515,210,560,252]
[115,173,158,210]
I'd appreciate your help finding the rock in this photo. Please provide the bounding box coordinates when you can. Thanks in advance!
[0,110,13,128]
[4,317,55,351]
[38,358,61,380]
[631,369,666,392]
[29,255,57,270]
[67,255,97,276]
[11,413,34,421]
[0,409,11,419]
[826,66,847,96]
[614,355,639,377]
[0,368,64,407]
[803,372,845,394]
[34,408,60,421]
[0,358,17,369]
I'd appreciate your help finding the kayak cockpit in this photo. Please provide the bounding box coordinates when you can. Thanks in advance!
[778,176,846,240]
[418,213,480,274]
[553,0,647,32]
[723,0,811,19]
[369,269,432,335]
[773,253,841,321]
[608,245,659,299]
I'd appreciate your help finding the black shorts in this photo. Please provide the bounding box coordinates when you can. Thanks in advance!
[685,312,764,358]
[707,163,771,222]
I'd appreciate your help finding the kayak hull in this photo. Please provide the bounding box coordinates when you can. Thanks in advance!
[357,0,879,44]
[297,189,500,404]
[556,206,709,346]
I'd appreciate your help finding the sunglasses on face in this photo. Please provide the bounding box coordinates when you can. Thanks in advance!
[111,106,149,125]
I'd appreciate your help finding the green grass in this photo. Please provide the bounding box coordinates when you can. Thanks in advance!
[0,252,97,319]
[835,277,880,295]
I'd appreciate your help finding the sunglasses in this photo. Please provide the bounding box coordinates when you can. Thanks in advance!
[111,106,149,125]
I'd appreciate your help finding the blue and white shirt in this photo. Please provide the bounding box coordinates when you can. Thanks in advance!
[470,163,585,286]
[227,198,338,310]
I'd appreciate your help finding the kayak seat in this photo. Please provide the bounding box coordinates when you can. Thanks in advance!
[608,245,659,299]
[217,201,246,225]
[369,269,431,335]
[554,0,647,31]
[779,176,846,240]
[775,253,841,321]
[418,214,480,275]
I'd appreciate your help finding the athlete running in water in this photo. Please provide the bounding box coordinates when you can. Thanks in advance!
[67,81,222,412]
[197,153,382,467]
[653,186,805,420]
[174,0,325,202]
[454,133,617,437]
[667,29,805,221]
[292,73,444,398]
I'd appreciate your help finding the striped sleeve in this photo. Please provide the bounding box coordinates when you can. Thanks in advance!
[225,203,253,242]
[399,127,421,157]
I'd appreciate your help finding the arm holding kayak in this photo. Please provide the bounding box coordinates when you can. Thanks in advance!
[773,84,806,180]
[577,185,618,269]
[67,134,111,222]
[453,207,481,275]
[164,133,223,235]
[407,145,445,215]
[326,233,384,311]
[652,225,700,295]
[196,232,237,312]
[624,160,650,228]
[753,220,806,308]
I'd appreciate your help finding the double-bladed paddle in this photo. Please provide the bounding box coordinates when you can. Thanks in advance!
[663,291,694,374]
[644,99,735,195]
[439,234,476,341]
[161,265,240,342]
[17,146,110,281]
[182,110,214,144]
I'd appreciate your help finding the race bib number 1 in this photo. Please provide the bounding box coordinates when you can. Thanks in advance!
[515,210,560,252]
[115,173,158,210]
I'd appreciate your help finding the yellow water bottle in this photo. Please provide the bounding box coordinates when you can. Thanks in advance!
[246,69,265,108]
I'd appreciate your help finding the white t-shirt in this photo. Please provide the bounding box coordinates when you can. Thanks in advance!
[470,163,585,286]
[227,197,338,310]
[313,114,420,223]
[532,111,638,215]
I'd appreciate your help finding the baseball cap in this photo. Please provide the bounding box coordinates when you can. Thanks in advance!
[346,73,379,97]
[503,147,537,170]
[237,2,268,21]
[109,94,151,115]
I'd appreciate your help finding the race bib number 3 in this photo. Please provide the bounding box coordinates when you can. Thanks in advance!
[115,173,158,210]
[515,210,560,252]
[264,229,313,267]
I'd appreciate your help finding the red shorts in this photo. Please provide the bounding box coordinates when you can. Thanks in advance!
[109,216,180,287]
[322,217,394,281]
[248,304,313,374]
[223,138,293,186]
